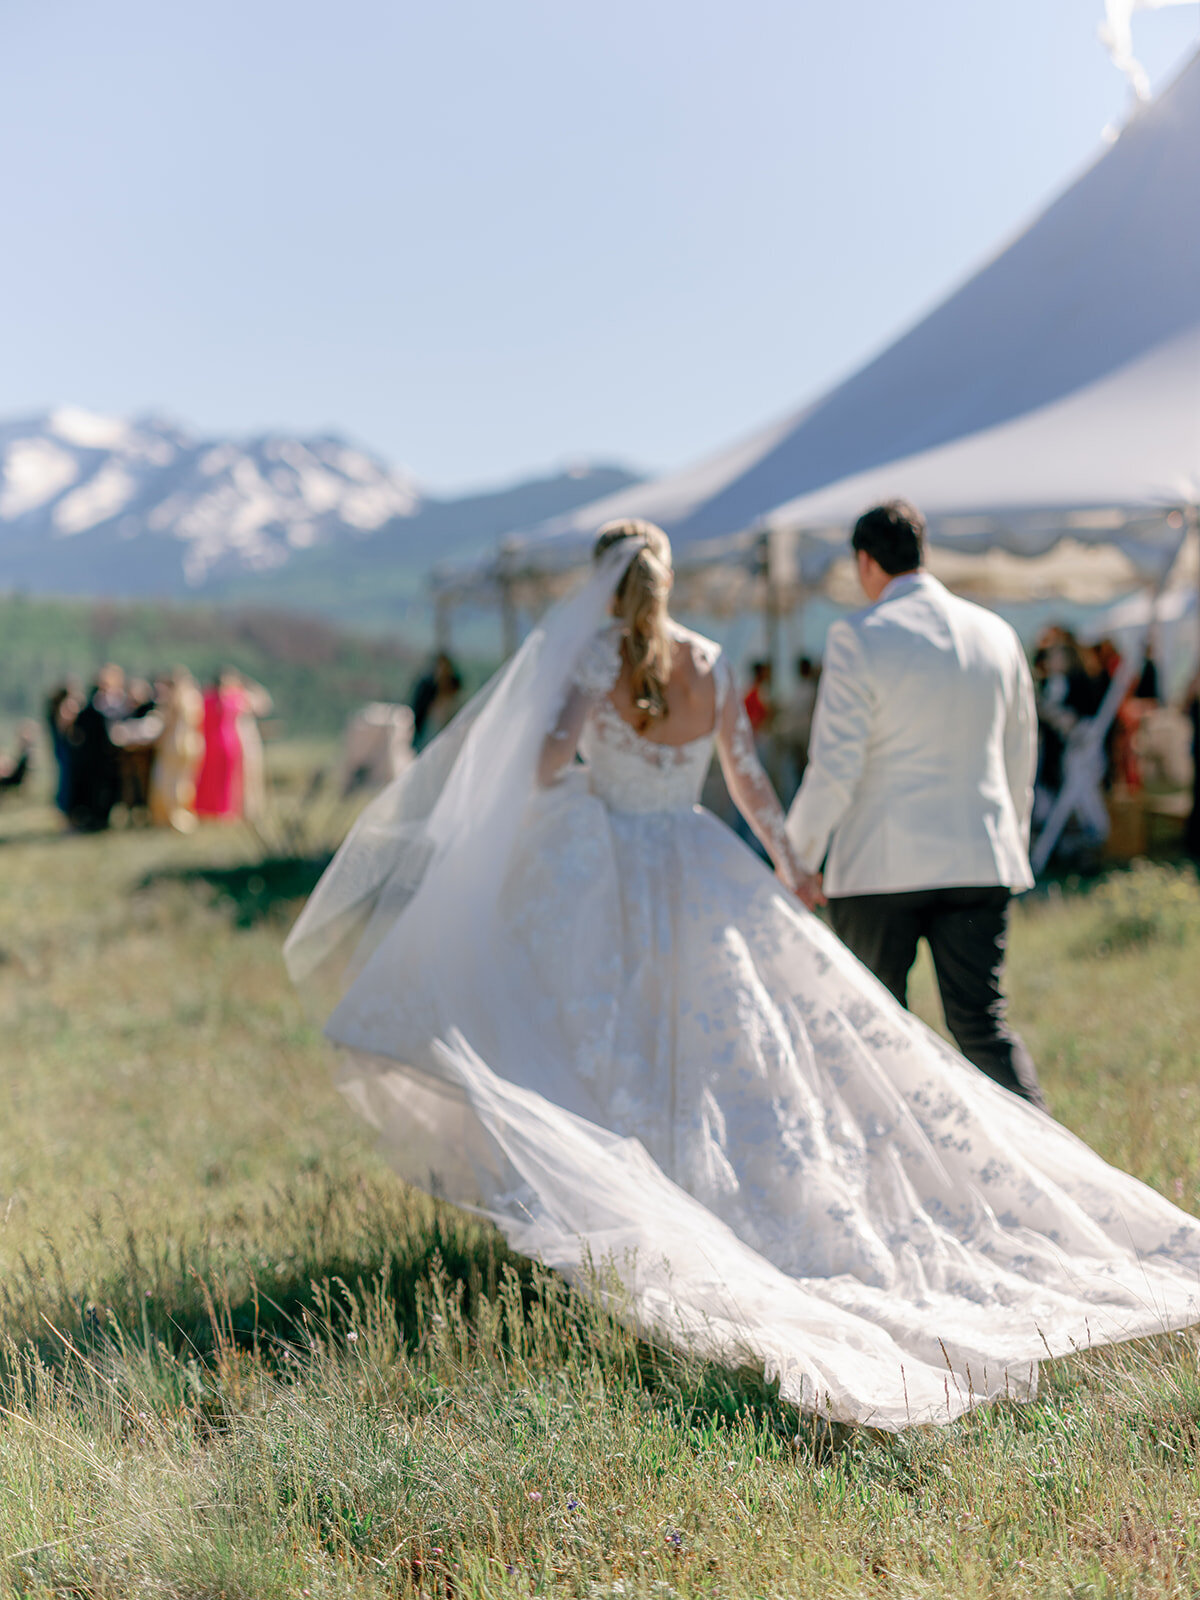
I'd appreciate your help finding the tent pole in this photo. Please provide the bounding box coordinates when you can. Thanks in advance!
[498,541,519,660]
[791,543,803,662]
[434,592,453,655]
[790,529,805,678]
[761,530,780,672]
[500,577,518,660]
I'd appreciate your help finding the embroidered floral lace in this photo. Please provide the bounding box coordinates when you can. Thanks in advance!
[300,599,1200,1431]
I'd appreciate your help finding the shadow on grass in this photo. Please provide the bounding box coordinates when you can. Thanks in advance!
[0,1172,874,1461]
[0,822,74,849]
[138,853,333,928]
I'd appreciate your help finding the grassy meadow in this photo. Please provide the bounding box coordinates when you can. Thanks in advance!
[2,754,1200,1598]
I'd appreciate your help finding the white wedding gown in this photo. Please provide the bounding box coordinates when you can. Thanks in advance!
[286,552,1200,1430]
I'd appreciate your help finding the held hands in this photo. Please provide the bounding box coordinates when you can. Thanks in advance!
[774,850,825,910]
[794,870,826,910]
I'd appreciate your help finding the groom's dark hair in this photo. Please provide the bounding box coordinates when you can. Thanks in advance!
[852,500,926,575]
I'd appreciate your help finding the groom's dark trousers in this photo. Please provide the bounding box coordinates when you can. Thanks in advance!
[828,885,1047,1111]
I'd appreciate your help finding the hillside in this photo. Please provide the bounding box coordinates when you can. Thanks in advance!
[0,408,420,594]
[205,461,641,634]
[0,592,424,739]
[0,408,641,635]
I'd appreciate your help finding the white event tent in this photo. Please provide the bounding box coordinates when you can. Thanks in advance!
[763,321,1200,609]
[437,46,1200,633]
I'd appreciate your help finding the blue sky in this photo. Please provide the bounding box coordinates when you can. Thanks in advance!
[1,1,1197,491]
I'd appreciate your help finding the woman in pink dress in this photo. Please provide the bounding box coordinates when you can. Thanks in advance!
[194,672,244,819]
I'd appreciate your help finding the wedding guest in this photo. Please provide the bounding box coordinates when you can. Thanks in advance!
[411,652,456,746]
[111,677,161,818]
[413,653,463,751]
[742,659,774,734]
[1101,637,1165,792]
[45,683,80,817]
[0,723,35,793]
[149,668,204,832]
[1185,671,1200,860]
[1095,636,1122,679]
[410,656,441,745]
[194,671,246,819]
[233,673,274,824]
[1034,629,1104,816]
[1135,651,1161,704]
[67,685,121,831]
[93,662,132,720]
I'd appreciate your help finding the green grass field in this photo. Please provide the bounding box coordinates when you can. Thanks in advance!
[2,761,1200,1598]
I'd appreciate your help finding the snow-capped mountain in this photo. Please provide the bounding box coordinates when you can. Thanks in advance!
[0,407,421,594]
[0,409,642,618]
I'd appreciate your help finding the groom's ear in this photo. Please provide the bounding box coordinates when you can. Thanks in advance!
[855,548,889,602]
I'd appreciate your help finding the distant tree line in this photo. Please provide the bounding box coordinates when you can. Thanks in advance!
[0,593,431,739]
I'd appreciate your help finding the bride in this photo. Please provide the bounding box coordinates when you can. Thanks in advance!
[286,520,1200,1430]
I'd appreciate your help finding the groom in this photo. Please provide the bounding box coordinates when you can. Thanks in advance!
[786,500,1046,1110]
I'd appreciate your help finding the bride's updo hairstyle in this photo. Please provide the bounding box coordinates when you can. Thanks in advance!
[593,518,674,722]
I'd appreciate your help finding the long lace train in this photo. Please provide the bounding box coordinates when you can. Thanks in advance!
[288,551,1200,1429]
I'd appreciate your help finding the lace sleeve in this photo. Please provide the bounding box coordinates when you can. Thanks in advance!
[538,626,622,787]
[573,626,623,697]
[714,654,802,893]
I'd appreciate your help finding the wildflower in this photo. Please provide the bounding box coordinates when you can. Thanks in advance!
[666,1529,683,1549]
[528,1490,542,1501]
[567,1497,580,1511]
[347,1330,359,1343]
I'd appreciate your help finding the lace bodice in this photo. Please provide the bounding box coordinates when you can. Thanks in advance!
[549,623,797,886]
[574,627,723,813]
[580,701,714,813]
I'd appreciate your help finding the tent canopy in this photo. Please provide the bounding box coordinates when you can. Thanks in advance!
[768,322,1200,534]
[438,48,1200,601]
[436,47,1200,614]
[764,321,1200,604]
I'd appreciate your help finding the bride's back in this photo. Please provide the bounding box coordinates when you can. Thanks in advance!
[607,626,721,747]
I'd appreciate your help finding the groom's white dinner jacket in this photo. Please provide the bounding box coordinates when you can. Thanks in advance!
[785,571,1037,897]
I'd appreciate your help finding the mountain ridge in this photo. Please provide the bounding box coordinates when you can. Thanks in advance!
[0,408,642,628]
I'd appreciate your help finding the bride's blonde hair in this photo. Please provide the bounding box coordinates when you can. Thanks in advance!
[593,518,674,721]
